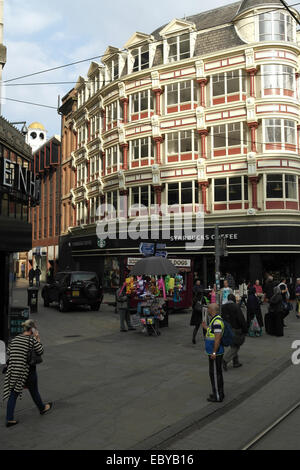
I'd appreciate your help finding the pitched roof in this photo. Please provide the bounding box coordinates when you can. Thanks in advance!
[151,2,241,39]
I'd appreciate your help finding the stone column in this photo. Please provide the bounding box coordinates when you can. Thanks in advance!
[197,78,208,107]
[154,89,163,116]
[248,122,259,153]
[154,137,164,165]
[199,181,210,214]
[247,68,258,98]
[119,189,128,219]
[249,176,260,210]
[198,129,209,159]
[120,143,129,171]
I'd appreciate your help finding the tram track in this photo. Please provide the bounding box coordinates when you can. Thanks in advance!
[242,401,300,450]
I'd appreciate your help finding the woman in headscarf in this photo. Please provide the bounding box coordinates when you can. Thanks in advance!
[246,287,264,336]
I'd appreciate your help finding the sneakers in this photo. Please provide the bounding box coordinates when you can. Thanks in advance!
[233,363,243,369]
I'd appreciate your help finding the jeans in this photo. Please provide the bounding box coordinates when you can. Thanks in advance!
[6,370,45,422]
[119,309,133,330]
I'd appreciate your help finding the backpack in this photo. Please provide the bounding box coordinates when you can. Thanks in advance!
[211,316,234,347]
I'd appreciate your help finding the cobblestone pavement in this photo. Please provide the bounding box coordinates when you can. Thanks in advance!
[0,280,299,450]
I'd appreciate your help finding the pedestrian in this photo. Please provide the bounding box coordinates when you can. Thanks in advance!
[28,266,35,287]
[190,291,208,345]
[116,285,135,332]
[253,280,264,304]
[193,279,204,296]
[278,278,291,326]
[202,304,225,403]
[246,287,263,336]
[21,263,25,279]
[267,286,285,336]
[220,280,233,305]
[225,272,235,290]
[210,284,217,304]
[35,267,41,287]
[238,280,248,307]
[3,320,52,428]
[295,279,300,318]
[263,275,275,302]
[221,294,248,371]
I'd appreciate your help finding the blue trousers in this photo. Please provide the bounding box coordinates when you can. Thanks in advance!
[6,370,45,422]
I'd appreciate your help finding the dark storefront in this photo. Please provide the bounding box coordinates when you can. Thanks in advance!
[60,220,300,297]
[0,118,39,343]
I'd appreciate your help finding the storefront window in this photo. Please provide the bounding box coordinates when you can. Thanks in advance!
[103,257,120,290]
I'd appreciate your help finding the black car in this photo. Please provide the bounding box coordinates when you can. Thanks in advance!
[42,271,103,312]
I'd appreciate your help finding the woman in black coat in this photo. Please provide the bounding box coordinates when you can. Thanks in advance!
[246,287,264,331]
[190,292,207,344]
[267,286,284,336]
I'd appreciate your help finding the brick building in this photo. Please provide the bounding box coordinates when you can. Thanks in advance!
[59,0,300,289]
[30,134,61,282]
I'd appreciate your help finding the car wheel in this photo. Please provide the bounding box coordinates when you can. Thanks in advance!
[59,297,69,312]
[91,302,101,311]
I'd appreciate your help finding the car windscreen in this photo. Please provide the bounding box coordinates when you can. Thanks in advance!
[71,273,98,283]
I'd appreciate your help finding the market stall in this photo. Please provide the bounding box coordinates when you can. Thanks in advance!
[121,257,186,336]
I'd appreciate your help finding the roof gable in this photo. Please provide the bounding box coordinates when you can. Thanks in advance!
[159,18,196,38]
[75,76,85,90]
[87,62,99,77]
[124,32,153,49]
[102,46,120,63]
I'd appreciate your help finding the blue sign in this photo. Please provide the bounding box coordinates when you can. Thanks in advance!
[139,243,155,257]
[155,251,168,258]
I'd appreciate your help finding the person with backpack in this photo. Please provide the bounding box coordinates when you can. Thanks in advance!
[221,294,248,371]
[202,303,225,403]
[190,291,208,345]
[116,284,136,332]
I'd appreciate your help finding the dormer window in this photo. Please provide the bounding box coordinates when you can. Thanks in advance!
[259,11,295,42]
[168,33,190,62]
[132,45,149,72]
[113,60,119,81]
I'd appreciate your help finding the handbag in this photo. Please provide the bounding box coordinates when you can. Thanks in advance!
[27,338,43,366]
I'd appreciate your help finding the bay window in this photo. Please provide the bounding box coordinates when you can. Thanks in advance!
[166,130,198,162]
[106,145,122,173]
[259,11,295,42]
[130,137,154,167]
[106,101,123,130]
[211,70,246,104]
[211,122,247,157]
[129,185,155,216]
[264,119,296,151]
[262,64,296,97]
[214,176,249,210]
[166,181,199,209]
[130,90,154,120]
[165,80,197,113]
[168,33,190,63]
[265,173,298,210]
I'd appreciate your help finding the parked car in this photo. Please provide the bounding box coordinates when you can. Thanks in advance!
[42,271,103,312]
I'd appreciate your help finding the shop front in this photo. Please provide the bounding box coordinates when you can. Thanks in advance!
[0,119,39,343]
[60,220,300,300]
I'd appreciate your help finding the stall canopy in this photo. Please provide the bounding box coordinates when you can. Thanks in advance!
[130,257,179,276]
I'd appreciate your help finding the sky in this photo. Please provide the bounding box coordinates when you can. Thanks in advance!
[2,0,231,137]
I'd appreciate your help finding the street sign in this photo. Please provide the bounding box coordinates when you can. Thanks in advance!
[155,251,168,258]
[139,243,155,257]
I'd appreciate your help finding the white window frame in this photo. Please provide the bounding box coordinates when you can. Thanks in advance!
[166,180,199,209]
[165,130,198,162]
[129,185,154,217]
[129,89,154,121]
[165,80,197,113]
[264,118,297,152]
[167,33,191,63]
[258,11,296,43]
[262,64,296,98]
[211,122,247,158]
[131,45,150,73]
[210,70,246,104]
[265,173,298,202]
[129,137,153,167]
[213,176,249,210]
